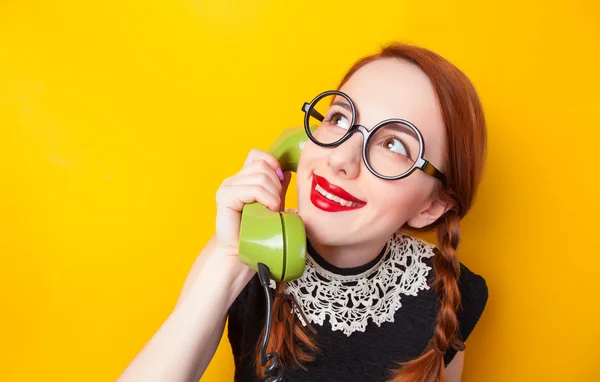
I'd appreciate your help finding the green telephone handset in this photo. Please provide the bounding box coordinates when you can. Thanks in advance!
[238,127,313,282]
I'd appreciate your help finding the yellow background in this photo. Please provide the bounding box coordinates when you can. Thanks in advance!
[1,0,598,381]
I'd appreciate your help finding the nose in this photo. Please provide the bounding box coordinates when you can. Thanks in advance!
[327,131,363,179]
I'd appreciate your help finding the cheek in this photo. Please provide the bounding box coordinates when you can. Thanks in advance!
[368,180,431,216]
[296,142,320,196]
[297,142,323,178]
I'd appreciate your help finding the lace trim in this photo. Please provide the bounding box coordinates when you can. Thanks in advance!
[271,229,436,337]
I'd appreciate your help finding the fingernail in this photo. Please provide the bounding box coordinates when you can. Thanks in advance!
[276,168,284,181]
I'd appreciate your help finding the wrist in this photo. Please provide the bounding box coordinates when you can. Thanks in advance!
[194,247,255,306]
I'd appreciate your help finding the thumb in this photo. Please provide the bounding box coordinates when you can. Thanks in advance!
[278,171,292,211]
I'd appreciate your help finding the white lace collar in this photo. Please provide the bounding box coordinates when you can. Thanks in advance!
[272,231,436,337]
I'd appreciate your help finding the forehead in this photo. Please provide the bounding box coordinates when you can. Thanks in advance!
[338,58,446,161]
[339,58,441,123]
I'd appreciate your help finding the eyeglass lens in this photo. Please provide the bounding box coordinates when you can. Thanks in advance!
[307,94,420,178]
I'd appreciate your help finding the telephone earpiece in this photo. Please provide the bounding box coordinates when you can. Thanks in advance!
[238,127,312,282]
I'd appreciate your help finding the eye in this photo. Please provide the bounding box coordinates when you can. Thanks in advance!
[330,113,350,129]
[381,136,410,157]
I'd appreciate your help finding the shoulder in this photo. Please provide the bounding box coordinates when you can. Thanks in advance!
[406,234,489,341]
[227,274,266,354]
[440,261,488,366]
[228,273,263,317]
[428,251,488,341]
[412,239,488,365]
[455,261,489,341]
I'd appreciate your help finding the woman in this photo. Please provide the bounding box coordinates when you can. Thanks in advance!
[118,43,489,382]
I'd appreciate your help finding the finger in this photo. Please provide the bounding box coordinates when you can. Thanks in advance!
[278,171,292,212]
[243,149,282,175]
[222,158,281,189]
[220,184,281,212]
[228,172,281,200]
[280,171,292,196]
[238,160,282,191]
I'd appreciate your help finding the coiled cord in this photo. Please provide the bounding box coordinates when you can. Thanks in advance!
[257,263,284,382]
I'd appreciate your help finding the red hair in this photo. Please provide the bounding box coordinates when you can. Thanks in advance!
[256,42,487,382]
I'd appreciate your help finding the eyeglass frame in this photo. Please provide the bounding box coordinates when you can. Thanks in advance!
[301,90,447,185]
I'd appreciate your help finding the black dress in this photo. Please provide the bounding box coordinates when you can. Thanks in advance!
[227,233,488,382]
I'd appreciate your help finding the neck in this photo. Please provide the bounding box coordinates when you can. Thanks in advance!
[309,235,389,269]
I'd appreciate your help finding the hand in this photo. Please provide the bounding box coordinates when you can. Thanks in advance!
[215,149,292,255]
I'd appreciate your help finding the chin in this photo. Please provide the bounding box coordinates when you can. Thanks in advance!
[297,204,357,246]
[305,222,349,247]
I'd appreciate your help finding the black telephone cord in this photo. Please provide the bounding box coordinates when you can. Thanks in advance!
[257,263,284,382]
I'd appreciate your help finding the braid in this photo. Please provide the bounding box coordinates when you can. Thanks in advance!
[432,211,463,355]
[390,211,463,382]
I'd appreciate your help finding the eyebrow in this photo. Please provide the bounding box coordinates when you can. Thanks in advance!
[382,122,419,139]
[331,101,353,112]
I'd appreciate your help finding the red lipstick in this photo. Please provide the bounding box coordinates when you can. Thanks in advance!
[310,174,366,212]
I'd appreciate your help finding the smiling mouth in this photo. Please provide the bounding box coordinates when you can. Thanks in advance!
[310,174,366,212]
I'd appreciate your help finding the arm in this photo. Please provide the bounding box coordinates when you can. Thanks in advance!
[446,350,465,382]
[117,237,254,382]
[117,149,287,382]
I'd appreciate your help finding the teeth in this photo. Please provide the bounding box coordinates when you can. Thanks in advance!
[315,184,362,207]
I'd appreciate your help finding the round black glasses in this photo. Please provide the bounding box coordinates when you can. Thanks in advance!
[301,90,447,185]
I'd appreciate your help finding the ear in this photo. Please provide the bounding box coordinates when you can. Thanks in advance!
[406,196,454,229]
